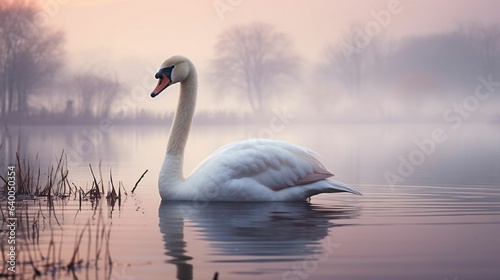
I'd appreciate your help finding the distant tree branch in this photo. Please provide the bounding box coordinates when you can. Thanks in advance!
[0,1,64,116]
[209,22,300,113]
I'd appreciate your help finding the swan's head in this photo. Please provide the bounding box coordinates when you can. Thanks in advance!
[151,55,192,98]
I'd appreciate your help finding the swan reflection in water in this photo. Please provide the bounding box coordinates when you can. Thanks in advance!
[158,201,359,279]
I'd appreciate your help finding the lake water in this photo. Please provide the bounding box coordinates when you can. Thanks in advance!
[1,123,500,280]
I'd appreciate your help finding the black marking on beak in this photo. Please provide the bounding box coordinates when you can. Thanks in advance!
[151,65,175,98]
[156,65,174,80]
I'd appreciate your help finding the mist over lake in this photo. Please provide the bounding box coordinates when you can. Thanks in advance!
[1,1,500,279]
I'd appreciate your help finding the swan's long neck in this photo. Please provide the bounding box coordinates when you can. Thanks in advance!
[162,65,197,183]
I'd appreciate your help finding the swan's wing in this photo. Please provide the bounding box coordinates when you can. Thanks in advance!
[190,139,359,195]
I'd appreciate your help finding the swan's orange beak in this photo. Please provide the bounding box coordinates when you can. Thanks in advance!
[151,74,171,98]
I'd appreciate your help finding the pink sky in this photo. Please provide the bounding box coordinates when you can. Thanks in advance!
[39,0,500,62]
[33,0,500,114]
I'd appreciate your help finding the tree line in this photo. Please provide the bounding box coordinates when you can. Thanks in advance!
[210,22,499,117]
[1,1,499,123]
[0,1,122,121]
[0,0,63,116]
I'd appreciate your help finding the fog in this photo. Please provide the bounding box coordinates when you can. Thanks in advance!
[2,0,500,124]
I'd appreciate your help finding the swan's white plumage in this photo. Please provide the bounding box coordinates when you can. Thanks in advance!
[153,55,361,201]
[159,138,361,201]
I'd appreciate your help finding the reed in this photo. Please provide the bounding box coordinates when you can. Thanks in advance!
[1,149,131,206]
[131,169,148,194]
[0,150,133,278]
[0,150,77,198]
[0,198,115,278]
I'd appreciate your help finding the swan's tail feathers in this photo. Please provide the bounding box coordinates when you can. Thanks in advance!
[325,180,362,196]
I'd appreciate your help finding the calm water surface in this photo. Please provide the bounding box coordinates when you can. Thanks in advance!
[1,123,500,280]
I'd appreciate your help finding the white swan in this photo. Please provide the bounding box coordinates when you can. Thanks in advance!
[150,55,361,201]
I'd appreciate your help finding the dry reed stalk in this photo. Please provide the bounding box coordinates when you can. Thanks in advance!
[67,221,89,270]
[0,149,126,278]
[131,169,148,194]
[88,164,101,200]
[2,149,74,198]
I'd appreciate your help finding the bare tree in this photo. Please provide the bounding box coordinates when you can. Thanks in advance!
[321,25,371,99]
[321,25,391,99]
[0,1,64,116]
[73,69,123,119]
[322,44,361,98]
[458,22,500,78]
[478,24,500,77]
[210,23,299,113]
